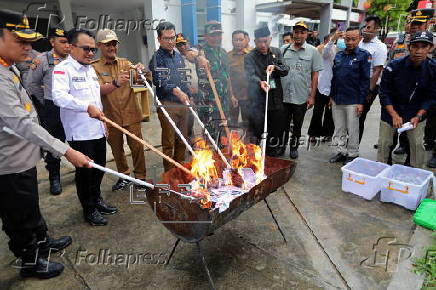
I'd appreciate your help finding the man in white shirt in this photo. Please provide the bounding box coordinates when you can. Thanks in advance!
[52,29,117,226]
[358,15,388,142]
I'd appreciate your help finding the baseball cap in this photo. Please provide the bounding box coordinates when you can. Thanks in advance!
[0,9,43,41]
[96,29,119,44]
[294,21,309,31]
[409,30,434,45]
[205,21,223,34]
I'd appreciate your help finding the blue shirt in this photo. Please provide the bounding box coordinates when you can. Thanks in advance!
[148,47,190,103]
[379,56,436,125]
[331,47,371,105]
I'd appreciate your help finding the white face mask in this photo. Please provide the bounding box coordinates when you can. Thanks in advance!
[337,38,346,51]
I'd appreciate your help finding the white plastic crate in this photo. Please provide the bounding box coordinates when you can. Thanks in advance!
[379,164,433,210]
[340,158,390,200]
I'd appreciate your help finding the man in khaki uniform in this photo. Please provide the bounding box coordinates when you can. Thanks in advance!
[93,29,146,191]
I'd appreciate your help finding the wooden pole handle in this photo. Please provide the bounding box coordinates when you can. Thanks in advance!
[102,117,192,176]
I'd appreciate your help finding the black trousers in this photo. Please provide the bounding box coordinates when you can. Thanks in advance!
[308,91,334,138]
[424,106,436,148]
[68,137,106,214]
[248,102,287,149]
[359,86,378,143]
[283,103,307,149]
[0,167,48,258]
[34,99,66,172]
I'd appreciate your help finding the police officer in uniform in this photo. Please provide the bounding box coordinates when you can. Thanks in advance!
[26,27,70,195]
[0,9,91,279]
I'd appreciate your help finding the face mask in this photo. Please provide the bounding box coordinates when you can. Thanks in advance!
[337,38,346,51]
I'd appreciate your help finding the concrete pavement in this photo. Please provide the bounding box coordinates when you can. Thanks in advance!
[0,101,433,289]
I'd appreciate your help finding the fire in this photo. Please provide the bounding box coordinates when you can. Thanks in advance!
[189,134,265,208]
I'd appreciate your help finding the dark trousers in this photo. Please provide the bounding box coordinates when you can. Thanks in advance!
[284,103,307,149]
[248,102,287,149]
[424,106,436,148]
[68,138,106,214]
[33,99,66,172]
[359,86,378,143]
[308,91,334,138]
[230,99,250,126]
[0,167,48,258]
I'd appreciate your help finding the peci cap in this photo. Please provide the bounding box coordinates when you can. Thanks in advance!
[254,26,271,38]
[48,27,66,39]
[96,29,119,44]
[0,9,43,41]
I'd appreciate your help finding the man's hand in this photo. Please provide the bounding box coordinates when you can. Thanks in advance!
[134,63,145,72]
[173,87,189,104]
[410,117,419,128]
[266,65,275,74]
[356,104,364,116]
[331,30,343,43]
[260,81,269,93]
[64,148,92,168]
[231,95,238,108]
[392,113,403,128]
[116,70,130,87]
[328,98,333,109]
[87,104,105,120]
[307,96,315,109]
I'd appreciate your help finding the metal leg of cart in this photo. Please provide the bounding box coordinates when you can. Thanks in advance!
[196,241,216,290]
[166,238,181,265]
[264,198,287,244]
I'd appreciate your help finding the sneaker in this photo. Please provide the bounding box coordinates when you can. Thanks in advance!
[393,146,406,155]
[111,178,132,191]
[329,153,347,163]
[289,148,298,159]
[96,199,118,215]
[84,209,107,226]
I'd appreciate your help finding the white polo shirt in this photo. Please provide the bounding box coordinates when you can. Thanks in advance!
[52,55,105,141]
[359,37,387,80]
[317,41,337,96]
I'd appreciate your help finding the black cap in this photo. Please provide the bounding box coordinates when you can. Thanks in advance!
[410,30,434,45]
[254,26,271,38]
[0,9,43,41]
[48,27,66,39]
[410,8,434,23]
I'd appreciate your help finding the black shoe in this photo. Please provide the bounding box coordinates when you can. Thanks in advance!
[49,171,62,195]
[20,257,64,279]
[424,142,434,151]
[289,148,298,159]
[393,146,406,155]
[96,199,118,215]
[266,147,280,157]
[38,236,72,254]
[428,156,436,168]
[134,179,149,191]
[343,156,358,165]
[277,145,286,156]
[84,209,107,226]
[329,153,347,163]
[112,178,132,191]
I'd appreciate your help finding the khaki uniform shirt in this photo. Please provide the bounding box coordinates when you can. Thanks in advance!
[92,57,142,126]
[0,61,69,175]
[228,47,251,101]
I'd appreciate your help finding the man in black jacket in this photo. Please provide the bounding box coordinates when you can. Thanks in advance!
[245,26,289,156]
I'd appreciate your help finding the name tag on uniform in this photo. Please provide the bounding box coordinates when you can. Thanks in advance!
[93,77,99,81]
[102,72,110,76]
[72,76,86,82]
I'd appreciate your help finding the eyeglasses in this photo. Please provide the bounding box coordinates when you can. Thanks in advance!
[161,36,176,42]
[73,44,97,53]
[103,41,118,47]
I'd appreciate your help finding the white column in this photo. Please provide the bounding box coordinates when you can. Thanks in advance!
[319,2,333,39]
[57,0,73,29]
[236,0,257,42]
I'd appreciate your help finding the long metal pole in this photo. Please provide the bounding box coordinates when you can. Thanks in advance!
[261,72,271,175]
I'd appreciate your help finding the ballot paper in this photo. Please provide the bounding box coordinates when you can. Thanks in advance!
[210,186,248,213]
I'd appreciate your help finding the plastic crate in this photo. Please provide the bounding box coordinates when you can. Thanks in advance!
[413,199,436,230]
[379,164,433,210]
[341,158,390,200]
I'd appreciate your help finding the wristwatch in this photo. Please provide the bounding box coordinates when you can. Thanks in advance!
[112,79,120,88]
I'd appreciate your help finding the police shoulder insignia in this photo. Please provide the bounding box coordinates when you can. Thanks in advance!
[386,66,392,72]
[24,102,32,112]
